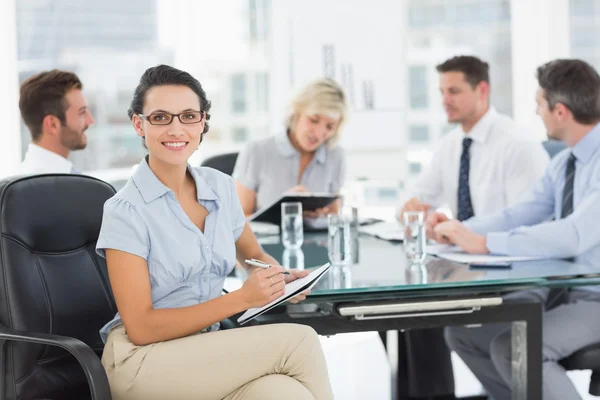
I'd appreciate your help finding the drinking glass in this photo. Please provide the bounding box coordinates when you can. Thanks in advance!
[327,213,353,267]
[402,211,427,264]
[341,206,360,264]
[283,248,305,270]
[281,202,303,249]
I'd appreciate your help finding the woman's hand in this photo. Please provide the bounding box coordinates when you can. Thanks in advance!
[284,269,311,303]
[288,185,308,193]
[239,266,287,308]
[303,206,332,218]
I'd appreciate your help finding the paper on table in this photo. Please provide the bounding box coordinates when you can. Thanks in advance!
[237,263,331,325]
[249,221,279,236]
[434,252,548,264]
[426,244,462,255]
[359,221,404,241]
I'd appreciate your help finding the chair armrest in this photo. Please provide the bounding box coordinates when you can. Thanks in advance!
[0,325,111,400]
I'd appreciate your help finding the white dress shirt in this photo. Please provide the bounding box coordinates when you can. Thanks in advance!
[15,143,75,176]
[411,107,550,218]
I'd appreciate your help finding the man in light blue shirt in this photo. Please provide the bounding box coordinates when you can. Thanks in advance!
[429,59,600,400]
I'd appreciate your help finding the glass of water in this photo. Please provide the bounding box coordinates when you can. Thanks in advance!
[281,202,303,249]
[402,211,427,264]
[327,213,352,267]
[342,206,360,264]
[283,248,305,270]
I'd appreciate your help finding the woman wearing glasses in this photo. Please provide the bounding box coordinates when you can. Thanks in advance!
[96,65,333,400]
[233,79,348,219]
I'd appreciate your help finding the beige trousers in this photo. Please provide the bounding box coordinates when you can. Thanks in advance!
[102,323,334,400]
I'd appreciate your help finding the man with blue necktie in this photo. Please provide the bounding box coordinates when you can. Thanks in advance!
[432,59,600,400]
[392,56,549,400]
[16,70,94,175]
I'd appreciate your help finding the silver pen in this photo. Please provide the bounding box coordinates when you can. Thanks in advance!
[244,259,291,274]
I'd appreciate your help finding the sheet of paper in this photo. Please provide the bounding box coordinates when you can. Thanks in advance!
[249,221,279,236]
[359,221,404,241]
[434,252,548,263]
[426,244,462,255]
[237,263,331,324]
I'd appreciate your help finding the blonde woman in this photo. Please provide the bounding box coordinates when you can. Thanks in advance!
[233,78,348,217]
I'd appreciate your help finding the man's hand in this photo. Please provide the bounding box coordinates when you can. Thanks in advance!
[434,220,489,254]
[425,211,451,243]
[284,269,311,303]
[397,197,431,220]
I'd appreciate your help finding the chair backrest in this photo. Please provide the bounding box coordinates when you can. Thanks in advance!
[0,174,117,400]
[200,152,239,176]
[542,139,568,159]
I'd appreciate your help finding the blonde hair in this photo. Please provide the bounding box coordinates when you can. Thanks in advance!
[285,78,348,147]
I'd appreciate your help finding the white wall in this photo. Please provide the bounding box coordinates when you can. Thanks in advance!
[0,0,22,177]
[269,0,407,151]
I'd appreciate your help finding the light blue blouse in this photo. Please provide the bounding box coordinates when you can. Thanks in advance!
[96,157,246,343]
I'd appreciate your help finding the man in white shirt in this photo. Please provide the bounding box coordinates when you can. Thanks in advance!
[400,56,549,219]
[16,69,94,175]
[387,56,549,400]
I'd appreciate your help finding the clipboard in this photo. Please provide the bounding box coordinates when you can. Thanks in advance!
[237,263,331,325]
[248,193,338,225]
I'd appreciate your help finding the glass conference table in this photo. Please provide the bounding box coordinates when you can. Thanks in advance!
[227,233,600,400]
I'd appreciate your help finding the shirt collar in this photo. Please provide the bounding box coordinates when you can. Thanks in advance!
[275,132,328,164]
[24,143,73,172]
[462,107,499,144]
[571,122,600,164]
[132,156,219,204]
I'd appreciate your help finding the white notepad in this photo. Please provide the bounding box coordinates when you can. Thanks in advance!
[237,263,331,325]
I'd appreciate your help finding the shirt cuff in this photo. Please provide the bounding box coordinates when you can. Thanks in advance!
[485,232,510,255]
[463,219,484,235]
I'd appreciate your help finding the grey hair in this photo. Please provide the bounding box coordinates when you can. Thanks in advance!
[536,59,600,124]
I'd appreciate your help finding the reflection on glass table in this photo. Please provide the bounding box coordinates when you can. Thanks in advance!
[257,232,600,299]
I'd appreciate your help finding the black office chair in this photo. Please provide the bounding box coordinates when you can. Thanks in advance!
[0,174,116,400]
[542,139,568,158]
[560,345,600,395]
[200,152,239,176]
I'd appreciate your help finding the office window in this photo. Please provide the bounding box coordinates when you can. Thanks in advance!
[441,124,456,135]
[256,72,269,113]
[409,125,430,142]
[232,127,249,142]
[14,0,271,178]
[408,162,422,175]
[407,0,513,116]
[231,74,247,114]
[570,0,600,71]
[409,66,428,109]
[249,0,269,42]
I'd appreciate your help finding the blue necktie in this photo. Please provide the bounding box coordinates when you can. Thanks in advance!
[457,137,474,221]
[546,153,577,309]
[560,153,576,218]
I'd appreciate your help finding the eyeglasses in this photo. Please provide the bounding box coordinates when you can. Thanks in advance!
[139,111,203,125]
